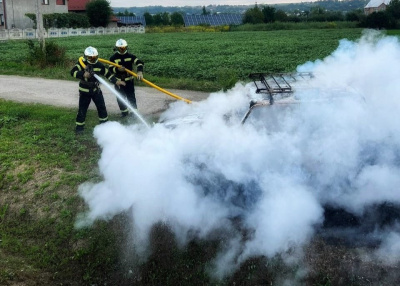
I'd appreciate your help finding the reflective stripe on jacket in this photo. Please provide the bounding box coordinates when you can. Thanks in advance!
[70,58,118,93]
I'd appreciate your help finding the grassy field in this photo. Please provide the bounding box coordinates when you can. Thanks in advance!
[0,28,365,91]
[1,100,399,286]
[1,28,400,285]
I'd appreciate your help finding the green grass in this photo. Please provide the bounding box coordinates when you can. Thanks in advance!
[0,87,395,286]
[386,29,400,36]
[0,100,222,285]
[0,28,366,91]
[0,100,115,284]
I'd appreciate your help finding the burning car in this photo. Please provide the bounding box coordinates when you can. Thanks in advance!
[159,72,315,128]
[156,71,400,248]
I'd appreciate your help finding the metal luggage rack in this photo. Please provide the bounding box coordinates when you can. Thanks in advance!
[249,72,313,104]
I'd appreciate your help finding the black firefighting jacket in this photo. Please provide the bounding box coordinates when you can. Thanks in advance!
[108,52,144,82]
[70,58,118,93]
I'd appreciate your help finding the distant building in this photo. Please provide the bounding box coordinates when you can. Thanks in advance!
[1,0,68,29]
[68,0,90,14]
[116,16,146,27]
[0,0,120,30]
[364,0,392,15]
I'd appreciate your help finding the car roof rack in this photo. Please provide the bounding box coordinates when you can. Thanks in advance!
[249,72,313,104]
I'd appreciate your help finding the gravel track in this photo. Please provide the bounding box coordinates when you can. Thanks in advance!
[0,75,210,116]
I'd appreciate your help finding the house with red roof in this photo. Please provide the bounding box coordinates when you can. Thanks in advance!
[68,0,119,26]
[68,0,90,14]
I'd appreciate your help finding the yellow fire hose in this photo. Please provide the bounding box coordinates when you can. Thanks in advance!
[79,57,192,104]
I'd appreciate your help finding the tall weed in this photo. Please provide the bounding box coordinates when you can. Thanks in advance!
[27,40,67,68]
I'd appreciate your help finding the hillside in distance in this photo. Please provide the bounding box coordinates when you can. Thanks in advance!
[112,0,368,15]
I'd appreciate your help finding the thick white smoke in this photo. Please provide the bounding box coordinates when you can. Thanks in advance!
[76,30,400,276]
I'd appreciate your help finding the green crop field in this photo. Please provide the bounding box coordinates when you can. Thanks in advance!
[0,29,365,91]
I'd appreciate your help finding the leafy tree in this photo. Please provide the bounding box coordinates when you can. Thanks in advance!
[308,6,327,21]
[144,12,154,26]
[116,10,134,16]
[310,6,326,16]
[361,11,393,29]
[275,10,288,22]
[171,12,184,26]
[68,12,91,28]
[153,13,163,25]
[161,12,170,25]
[202,6,210,15]
[262,6,276,23]
[286,15,301,22]
[345,9,363,22]
[86,0,113,27]
[153,12,170,25]
[387,0,400,19]
[243,5,264,24]
[326,11,344,21]
[125,9,135,16]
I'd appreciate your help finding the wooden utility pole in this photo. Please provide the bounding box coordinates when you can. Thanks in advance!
[36,0,46,52]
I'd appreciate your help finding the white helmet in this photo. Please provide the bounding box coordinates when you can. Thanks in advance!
[115,39,128,55]
[84,46,98,64]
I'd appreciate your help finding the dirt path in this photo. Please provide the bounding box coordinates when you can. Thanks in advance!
[0,75,210,116]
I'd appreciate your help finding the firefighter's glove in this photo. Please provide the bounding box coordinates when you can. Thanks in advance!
[118,66,126,72]
[116,80,126,86]
[137,71,143,81]
[83,71,91,79]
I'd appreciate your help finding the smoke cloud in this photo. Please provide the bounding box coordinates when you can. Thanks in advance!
[76,30,400,276]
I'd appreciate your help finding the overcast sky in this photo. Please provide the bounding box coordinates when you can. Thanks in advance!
[109,0,303,8]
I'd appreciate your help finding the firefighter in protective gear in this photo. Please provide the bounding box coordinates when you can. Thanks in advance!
[70,46,125,133]
[109,39,144,117]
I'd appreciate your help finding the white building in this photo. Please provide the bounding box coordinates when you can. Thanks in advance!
[364,0,392,15]
[1,0,68,30]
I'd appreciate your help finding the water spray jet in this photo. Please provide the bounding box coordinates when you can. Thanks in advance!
[94,74,150,128]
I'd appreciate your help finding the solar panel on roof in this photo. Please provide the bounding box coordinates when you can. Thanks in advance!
[117,16,147,27]
[183,14,242,27]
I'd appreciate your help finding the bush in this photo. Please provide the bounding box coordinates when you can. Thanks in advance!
[67,13,91,28]
[26,13,90,29]
[26,40,67,68]
[360,11,396,29]
[230,21,357,31]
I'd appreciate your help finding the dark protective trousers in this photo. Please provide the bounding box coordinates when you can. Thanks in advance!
[76,89,108,128]
[115,80,137,112]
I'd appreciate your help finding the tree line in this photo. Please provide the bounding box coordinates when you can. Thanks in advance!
[242,0,400,29]
[25,0,400,30]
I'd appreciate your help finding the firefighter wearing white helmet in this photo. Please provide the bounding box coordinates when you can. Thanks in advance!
[115,39,128,55]
[109,39,144,117]
[70,46,125,133]
[84,46,99,64]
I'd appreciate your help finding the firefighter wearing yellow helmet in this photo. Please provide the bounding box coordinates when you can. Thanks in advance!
[109,39,144,117]
[70,46,125,133]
